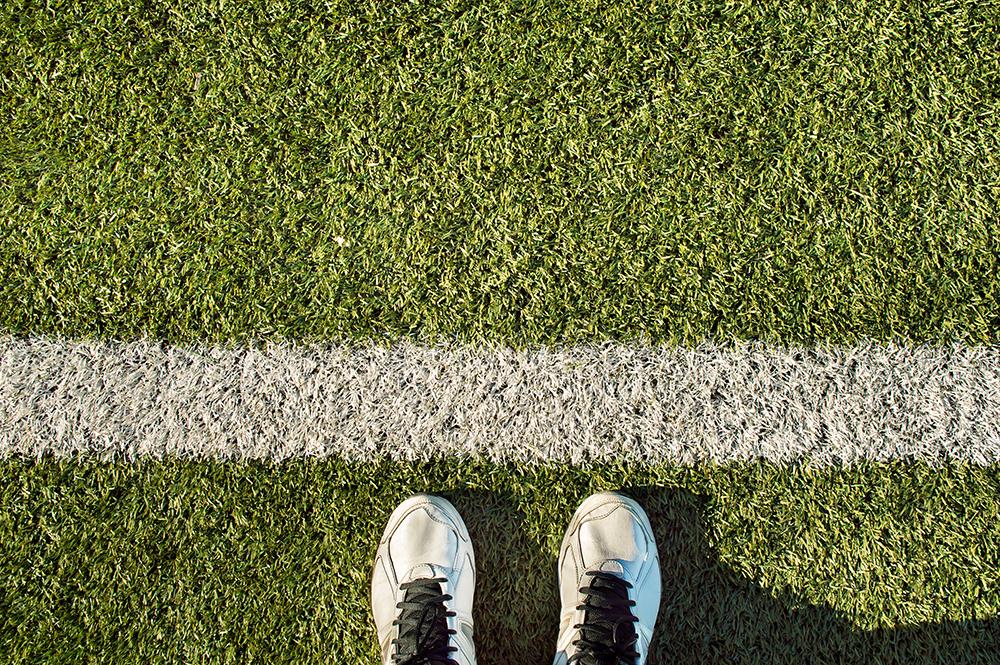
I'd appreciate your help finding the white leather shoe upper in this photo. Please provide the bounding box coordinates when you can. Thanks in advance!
[372,494,476,665]
[553,492,661,665]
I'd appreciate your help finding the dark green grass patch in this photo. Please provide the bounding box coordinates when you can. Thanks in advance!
[2,0,999,345]
[1,460,997,663]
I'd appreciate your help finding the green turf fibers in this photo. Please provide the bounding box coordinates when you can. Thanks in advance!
[2,0,999,345]
[3,1,999,662]
[1,460,997,664]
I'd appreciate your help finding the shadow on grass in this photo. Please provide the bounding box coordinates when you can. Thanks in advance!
[447,487,997,665]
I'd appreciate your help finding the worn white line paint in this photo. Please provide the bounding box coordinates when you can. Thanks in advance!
[1,335,998,464]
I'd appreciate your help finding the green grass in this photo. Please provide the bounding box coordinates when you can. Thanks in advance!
[2,1,999,662]
[1,459,998,663]
[2,0,999,345]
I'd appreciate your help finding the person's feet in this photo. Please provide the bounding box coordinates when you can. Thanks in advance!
[372,494,476,665]
[553,492,661,665]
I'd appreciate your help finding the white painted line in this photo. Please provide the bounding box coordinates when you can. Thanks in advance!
[2,335,998,464]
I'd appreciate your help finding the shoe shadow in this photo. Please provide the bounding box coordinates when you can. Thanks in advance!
[446,487,998,665]
[628,486,999,665]
[448,489,562,663]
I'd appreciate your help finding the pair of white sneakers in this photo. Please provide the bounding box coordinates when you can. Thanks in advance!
[372,492,661,665]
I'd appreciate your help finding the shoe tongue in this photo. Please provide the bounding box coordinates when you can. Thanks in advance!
[596,560,625,575]
[404,563,441,583]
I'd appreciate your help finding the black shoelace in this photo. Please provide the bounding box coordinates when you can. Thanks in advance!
[568,571,640,665]
[392,577,458,665]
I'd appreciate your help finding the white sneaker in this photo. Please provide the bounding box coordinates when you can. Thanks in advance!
[371,494,476,665]
[553,492,661,665]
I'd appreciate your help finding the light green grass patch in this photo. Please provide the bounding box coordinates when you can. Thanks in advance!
[2,0,998,345]
[1,460,997,663]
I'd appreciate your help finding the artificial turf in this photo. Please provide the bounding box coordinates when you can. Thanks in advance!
[3,0,999,662]
[2,0,999,345]
[1,459,998,664]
